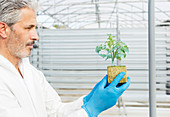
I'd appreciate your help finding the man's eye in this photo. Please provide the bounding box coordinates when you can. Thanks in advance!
[26,27,32,29]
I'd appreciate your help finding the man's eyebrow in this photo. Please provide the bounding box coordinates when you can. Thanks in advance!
[25,24,37,29]
[28,24,36,27]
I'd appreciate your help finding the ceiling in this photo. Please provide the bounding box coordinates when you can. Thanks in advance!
[37,0,170,29]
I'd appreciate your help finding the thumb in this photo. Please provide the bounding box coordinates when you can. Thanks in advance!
[83,79,101,104]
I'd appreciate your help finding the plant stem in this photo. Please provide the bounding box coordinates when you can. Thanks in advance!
[111,52,113,64]
[112,52,114,66]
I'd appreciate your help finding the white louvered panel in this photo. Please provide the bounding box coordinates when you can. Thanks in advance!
[30,27,170,109]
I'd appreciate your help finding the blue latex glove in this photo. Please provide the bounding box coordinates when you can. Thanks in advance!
[82,72,130,117]
[83,75,110,104]
[83,78,102,104]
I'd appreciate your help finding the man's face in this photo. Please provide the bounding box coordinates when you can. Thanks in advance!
[7,8,39,59]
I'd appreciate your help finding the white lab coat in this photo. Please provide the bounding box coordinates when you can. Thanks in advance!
[0,55,88,117]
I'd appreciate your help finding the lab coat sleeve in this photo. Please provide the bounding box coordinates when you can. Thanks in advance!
[65,108,88,117]
[37,71,88,117]
[57,96,88,117]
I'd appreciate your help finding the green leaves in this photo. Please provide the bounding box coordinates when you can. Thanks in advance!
[96,45,102,53]
[95,34,129,64]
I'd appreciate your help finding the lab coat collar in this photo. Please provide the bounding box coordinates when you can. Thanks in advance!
[0,55,20,77]
[0,55,29,78]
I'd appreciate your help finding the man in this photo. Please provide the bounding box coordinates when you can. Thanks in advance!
[0,0,130,117]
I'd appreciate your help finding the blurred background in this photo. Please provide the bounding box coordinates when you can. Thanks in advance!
[30,0,170,116]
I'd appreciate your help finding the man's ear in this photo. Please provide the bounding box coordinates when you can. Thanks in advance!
[0,22,9,39]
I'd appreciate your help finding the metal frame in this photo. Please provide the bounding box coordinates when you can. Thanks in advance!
[148,0,156,117]
[37,0,170,29]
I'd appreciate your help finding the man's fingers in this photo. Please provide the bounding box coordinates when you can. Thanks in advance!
[118,77,131,93]
[99,75,108,88]
[108,72,125,88]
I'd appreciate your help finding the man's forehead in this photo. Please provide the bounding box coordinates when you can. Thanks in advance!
[19,8,37,25]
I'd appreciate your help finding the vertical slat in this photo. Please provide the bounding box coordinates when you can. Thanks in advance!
[148,0,156,117]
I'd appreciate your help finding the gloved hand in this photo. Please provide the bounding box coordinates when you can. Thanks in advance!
[83,75,111,104]
[83,78,102,104]
[81,72,130,117]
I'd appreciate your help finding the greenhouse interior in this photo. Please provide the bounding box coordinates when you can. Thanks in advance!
[30,0,170,116]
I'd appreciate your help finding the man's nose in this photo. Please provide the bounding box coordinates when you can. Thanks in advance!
[31,30,39,41]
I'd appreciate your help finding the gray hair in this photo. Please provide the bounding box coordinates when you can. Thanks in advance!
[0,0,38,26]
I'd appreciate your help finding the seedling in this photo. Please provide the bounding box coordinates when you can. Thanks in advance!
[96,34,129,83]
